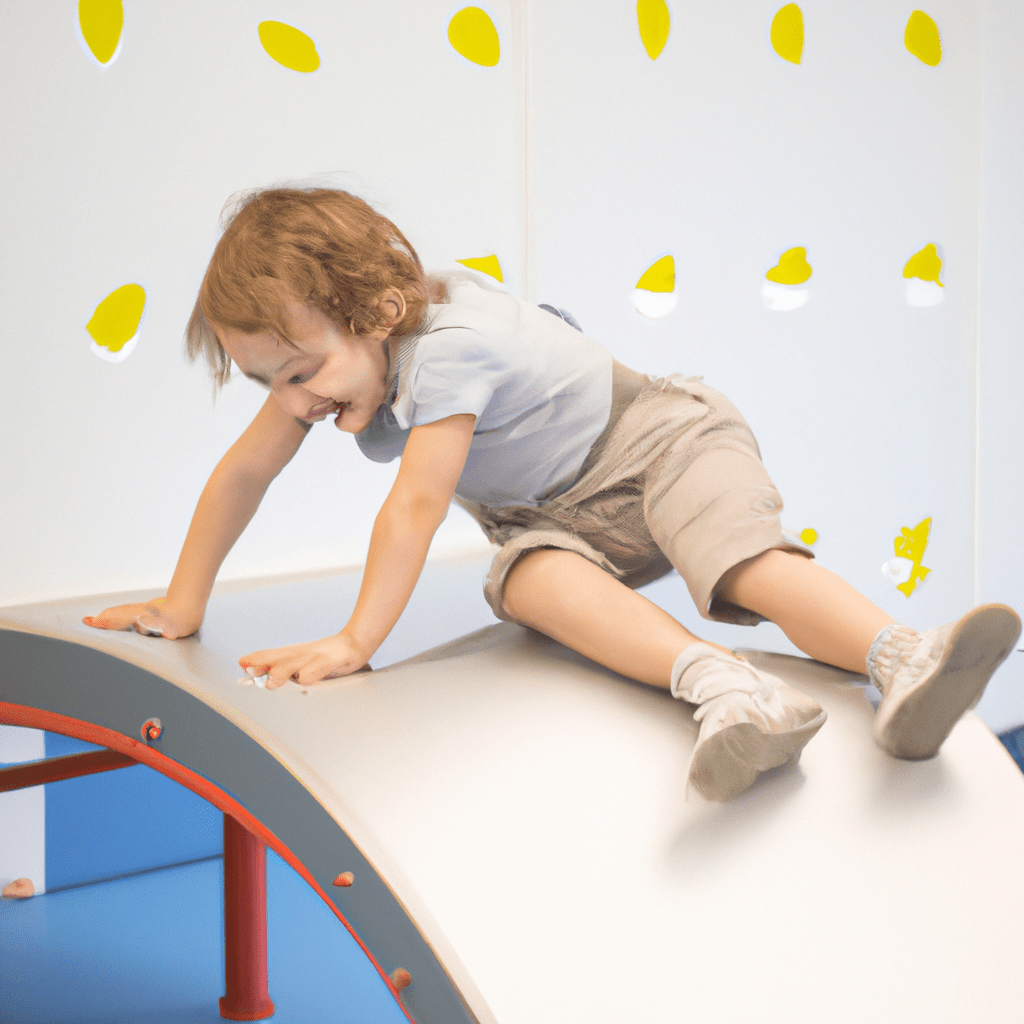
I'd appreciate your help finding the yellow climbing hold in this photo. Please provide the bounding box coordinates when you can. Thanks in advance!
[771,4,804,65]
[766,247,812,285]
[903,243,944,286]
[456,255,503,282]
[637,0,670,61]
[79,0,123,65]
[258,21,320,73]
[448,7,500,67]
[800,528,818,546]
[905,10,941,66]
[87,284,146,353]
[893,517,932,597]
[636,255,675,293]
[633,256,676,317]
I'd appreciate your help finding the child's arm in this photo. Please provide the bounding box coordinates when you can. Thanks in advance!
[84,395,312,637]
[239,413,477,688]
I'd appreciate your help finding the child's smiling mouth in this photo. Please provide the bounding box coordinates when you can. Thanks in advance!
[306,400,341,422]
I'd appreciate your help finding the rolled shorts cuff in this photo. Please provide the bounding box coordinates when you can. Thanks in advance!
[704,534,815,625]
[483,529,623,623]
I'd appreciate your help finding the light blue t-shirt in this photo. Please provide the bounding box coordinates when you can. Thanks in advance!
[355,270,613,508]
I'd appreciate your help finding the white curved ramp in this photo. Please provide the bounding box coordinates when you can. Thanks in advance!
[3,574,1024,1024]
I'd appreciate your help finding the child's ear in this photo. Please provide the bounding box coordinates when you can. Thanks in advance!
[376,290,406,327]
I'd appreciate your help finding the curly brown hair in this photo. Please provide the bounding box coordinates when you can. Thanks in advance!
[184,187,434,391]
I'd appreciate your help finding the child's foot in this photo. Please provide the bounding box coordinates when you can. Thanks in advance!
[671,644,827,801]
[868,604,1022,760]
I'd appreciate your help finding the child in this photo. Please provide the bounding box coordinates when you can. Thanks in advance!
[84,187,1021,801]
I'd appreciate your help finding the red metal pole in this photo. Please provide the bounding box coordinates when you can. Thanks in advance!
[0,749,137,792]
[219,814,275,1020]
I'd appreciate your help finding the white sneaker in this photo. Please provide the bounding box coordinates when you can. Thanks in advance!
[868,604,1021,759]
[671,644,827,801]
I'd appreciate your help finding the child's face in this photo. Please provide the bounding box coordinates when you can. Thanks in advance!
[216,299,393,433]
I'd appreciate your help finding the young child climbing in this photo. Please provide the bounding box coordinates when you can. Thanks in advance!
[84,187,1021,801]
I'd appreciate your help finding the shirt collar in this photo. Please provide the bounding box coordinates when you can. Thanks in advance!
[386,335,418,404]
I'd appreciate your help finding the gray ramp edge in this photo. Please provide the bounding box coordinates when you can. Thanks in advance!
[0,628,481,1024]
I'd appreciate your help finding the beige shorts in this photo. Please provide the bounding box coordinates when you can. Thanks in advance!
[459,374,812,627]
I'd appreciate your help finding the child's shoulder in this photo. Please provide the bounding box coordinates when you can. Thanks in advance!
[420,267,521,348]
[430,265,513,299]
[426,267,515,325]
[421,266,610,362]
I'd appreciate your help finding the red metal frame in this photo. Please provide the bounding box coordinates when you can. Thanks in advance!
[0,701,414,1023]
[220,815,274,1020]
[0,749,138,791]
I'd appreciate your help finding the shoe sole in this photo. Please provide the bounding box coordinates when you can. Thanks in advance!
[688,710,828,802]
[873,603,1022,760]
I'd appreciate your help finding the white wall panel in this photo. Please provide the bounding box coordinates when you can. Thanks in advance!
[0,726,46,894]
[976,0,1024,732]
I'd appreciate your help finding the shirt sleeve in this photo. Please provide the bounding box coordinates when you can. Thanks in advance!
[392,328,510,429]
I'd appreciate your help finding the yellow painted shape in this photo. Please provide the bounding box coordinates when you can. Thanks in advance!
[771,4,804,64]
[636,255,675,293]
[448,7,500,67]
[766,247,812,285]
[893,516,931,596]
[903,243,944,286]
[905,10,941,66]
[456,255,503,282]
[637,0,670,60]
[258,21,320,73]
[79,0,123,65]
[87,284,146,352]
[800,528,818,545]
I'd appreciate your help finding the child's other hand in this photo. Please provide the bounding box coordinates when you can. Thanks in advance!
[239,632,372,690]
[82,597,200,640]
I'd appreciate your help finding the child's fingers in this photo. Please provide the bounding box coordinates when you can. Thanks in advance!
[241,654,325,689]
[83,606,143,631]
[238,655,279,688]
[82,612,122,630]
[238,638,364,689]
[292,658,336,686]
[267,655,315,688]
[236,667,270,687]
[263,664,300,690]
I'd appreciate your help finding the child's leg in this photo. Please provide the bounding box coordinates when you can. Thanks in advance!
[503,546,891,682]
[716,548,1021,758]
[715,548,894,674]
[503,548,826,800]
[502,547,728,688]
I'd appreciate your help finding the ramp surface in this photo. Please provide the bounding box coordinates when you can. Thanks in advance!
[3,567,1024,1024]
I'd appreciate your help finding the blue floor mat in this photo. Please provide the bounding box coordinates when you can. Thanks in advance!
[0,851,406,1024]
[998,725,1024,775]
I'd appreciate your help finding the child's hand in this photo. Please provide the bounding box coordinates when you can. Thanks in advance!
[82,596,201,640]
[238,631,372,689]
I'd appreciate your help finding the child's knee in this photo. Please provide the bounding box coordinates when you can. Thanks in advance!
[503,547,571,622]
